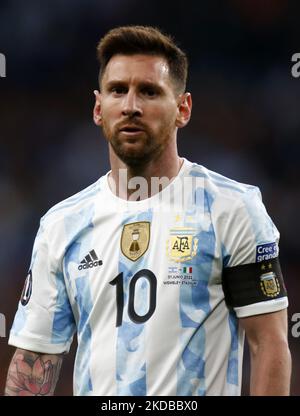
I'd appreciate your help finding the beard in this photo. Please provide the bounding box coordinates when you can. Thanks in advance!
[102,118,173,168]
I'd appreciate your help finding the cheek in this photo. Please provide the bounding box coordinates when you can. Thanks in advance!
[101,99,120,118]
[154,107,177,129]
[149,103,177,126]
[101,107,119,129]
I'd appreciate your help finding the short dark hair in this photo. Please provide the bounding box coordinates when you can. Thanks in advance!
[96,25,188,94]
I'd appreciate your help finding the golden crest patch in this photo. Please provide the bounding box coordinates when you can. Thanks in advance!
[121,221,150,262]
[260,271,280,297]
[166,227,198,263]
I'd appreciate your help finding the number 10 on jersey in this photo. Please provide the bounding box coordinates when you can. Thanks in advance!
[109,269,157,327]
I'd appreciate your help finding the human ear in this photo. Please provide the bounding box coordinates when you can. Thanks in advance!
[93,90,102,126]
[176,93,192,128]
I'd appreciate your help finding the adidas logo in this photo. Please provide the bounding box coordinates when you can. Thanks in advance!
[78,250,103,270]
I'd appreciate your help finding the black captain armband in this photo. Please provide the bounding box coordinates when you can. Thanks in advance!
[222,257,287,308]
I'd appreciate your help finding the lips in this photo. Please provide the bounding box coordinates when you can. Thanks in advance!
[119,125,144,133]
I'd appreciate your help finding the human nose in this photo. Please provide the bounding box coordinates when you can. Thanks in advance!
[121,89,142,117]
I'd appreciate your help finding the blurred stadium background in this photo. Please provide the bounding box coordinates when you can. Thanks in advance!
[0,0,299,395]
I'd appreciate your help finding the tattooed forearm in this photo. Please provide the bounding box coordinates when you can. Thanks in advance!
[4,348,63,396]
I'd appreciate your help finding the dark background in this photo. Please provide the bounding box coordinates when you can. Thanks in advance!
[0,0,299,395]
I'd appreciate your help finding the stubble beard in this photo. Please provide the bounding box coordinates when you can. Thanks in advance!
[102,120,173,168]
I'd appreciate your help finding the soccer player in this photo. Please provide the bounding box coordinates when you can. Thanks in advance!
[5,26,291,396]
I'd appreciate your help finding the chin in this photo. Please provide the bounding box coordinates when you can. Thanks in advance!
[110,133,164,167]
[111,140,151,166]
[118,152,153,167]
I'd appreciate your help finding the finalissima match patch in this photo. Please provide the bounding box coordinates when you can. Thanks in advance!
[256,242,278,263]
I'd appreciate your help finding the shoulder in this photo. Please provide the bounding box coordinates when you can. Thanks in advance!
[186,160,260,198]
[40,175,105,230]
[185,160,262,209]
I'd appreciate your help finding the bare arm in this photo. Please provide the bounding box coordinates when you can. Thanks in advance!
[5,348,63,396]
[240,309,291,396]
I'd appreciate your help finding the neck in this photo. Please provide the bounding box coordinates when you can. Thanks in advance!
[108,144,183,200]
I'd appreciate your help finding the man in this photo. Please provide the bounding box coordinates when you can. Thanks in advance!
[5,25,291,396]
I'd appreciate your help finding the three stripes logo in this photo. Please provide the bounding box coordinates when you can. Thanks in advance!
[78,250,103,270]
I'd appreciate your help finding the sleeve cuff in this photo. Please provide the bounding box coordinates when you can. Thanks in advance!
[8,333,72,354]
[234,296,288,318]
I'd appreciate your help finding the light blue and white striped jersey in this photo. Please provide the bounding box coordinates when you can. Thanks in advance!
[9,158,288,396]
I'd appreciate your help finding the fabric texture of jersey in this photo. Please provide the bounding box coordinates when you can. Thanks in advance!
[9,158,288,396]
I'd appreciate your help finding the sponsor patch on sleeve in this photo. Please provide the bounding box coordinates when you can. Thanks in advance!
[20,270,32,306]
[256,242,278,263]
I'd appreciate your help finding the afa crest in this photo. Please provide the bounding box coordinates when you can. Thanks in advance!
[166,227,198,263]
[121,221,150,262]
[260,262,280,297]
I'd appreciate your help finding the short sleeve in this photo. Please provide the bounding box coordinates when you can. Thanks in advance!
[8,219,76,354]
[221,187,288,318]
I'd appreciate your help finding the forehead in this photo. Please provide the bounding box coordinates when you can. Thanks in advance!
[102,54,171,86]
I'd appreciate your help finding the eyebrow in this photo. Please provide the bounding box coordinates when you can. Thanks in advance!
[104,80,165,93]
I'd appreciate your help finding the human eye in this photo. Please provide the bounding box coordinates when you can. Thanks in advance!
[141,87,158,98]
[110,85,127,95]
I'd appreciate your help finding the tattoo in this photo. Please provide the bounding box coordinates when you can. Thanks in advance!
[4,349,63,396]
